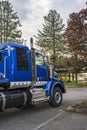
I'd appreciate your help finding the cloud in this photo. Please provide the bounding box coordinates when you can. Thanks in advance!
[9,0,53,43]
[19,0,53,42]
[8,0,87,44]
[51,0,87,24]
[9,0,30,20]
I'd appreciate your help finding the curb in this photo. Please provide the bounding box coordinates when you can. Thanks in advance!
[66,101,87,114]
[66,86,87,88]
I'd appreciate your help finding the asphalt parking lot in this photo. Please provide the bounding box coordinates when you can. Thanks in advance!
[0,88,87,130]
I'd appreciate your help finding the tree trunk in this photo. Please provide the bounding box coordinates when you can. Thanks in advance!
[75,72,78,83]
[72,73,74,82]
[68,72,71,82]
[65,72,67,82]
[52,16,56,70]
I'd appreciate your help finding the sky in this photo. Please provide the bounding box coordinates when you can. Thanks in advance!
[7,0,87,44]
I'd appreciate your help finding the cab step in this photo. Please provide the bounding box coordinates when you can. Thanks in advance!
[32,97,49,104]
[30,88,49,104]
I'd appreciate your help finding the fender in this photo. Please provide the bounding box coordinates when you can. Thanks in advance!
[51,82,62,95]
[43,79,65,97]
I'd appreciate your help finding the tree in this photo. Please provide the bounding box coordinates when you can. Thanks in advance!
[35,10,67,69]
[64,8,87,83]
[0,0,22,44]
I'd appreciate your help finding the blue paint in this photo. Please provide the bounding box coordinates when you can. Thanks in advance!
[0,42,32,84]
[0,42,65,94]
[43,81,53,95]
[36,52,49,81]
[0,42,49,84]
[43,78,65,96]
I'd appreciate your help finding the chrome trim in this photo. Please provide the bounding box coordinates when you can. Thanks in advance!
[10,81,32,88]
[34,81,47,86]
[4,56,8,79]
[23,92,27,105]
[0,93,6,110]
[10,81,47,88]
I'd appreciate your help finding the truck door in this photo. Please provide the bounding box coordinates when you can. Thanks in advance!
[36,53,49,81]
[14,47,32,82]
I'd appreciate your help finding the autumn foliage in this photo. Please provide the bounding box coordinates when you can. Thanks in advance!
[64,8,87,73]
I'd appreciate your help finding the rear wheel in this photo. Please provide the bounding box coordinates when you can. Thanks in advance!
[49,87,62,107]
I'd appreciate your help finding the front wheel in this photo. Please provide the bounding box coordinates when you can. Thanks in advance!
[49,87,62,107]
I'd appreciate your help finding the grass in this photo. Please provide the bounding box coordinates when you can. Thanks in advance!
[58,74,87,87]
[77,82,87,87]
[64,81,87,88]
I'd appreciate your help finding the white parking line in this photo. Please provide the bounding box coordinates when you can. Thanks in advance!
[31,112,63,130]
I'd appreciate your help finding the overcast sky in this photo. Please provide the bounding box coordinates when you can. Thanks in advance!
[9,0,87,43]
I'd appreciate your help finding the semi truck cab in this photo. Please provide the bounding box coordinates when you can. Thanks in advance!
[0,41,66,111]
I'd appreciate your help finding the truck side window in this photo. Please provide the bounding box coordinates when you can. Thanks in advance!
[36,54,44,66]
[0,52,2,62]
[16,48,28,70]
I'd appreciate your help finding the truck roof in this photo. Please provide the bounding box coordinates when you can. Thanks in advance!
[0,42,44,57]
[0,42,29,51]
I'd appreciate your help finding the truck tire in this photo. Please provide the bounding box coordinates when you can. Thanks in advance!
[49,87,62,107]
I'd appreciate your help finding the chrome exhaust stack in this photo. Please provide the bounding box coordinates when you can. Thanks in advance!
[30,37,36,87]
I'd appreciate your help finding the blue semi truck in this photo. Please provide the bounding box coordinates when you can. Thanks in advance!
[0,38,66,111]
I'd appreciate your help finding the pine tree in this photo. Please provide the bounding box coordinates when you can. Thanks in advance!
[0,0,22,44]
[35,10,67,69]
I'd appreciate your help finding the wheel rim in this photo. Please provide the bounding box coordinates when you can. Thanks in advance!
[55,91,61,104]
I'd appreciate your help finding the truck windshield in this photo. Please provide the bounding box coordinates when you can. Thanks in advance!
[0,52,2,62]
